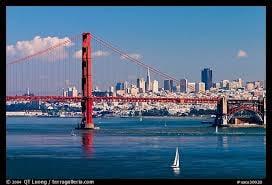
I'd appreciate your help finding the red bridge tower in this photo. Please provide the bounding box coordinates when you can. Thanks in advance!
[80,32,94,129]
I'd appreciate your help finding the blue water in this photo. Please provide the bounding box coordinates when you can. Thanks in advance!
[6,117,266,179]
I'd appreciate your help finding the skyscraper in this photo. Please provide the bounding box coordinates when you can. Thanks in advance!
[145,67,151,92]
[201,68,212,90]
[180,79,188,93]
[170,80,174,92]
[164,80,171,91]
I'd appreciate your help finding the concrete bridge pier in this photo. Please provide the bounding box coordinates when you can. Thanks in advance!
[263,97,266,125]
[216,96,228,126]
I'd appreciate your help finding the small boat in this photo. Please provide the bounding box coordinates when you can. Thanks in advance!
[215,125,218,133]
[171,147,180,168]
[164,121,167,127]
[139,117,143,122]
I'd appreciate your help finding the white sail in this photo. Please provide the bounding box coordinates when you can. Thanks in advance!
[215,126,218,133]
[171,147,180,168]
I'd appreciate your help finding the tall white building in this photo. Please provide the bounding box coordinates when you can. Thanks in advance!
[196,82,205,93]
[137,78,145,93]
[152,80,159,93]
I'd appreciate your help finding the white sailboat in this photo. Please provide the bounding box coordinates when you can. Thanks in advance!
[171,147,180,168]
[215,125,218,133]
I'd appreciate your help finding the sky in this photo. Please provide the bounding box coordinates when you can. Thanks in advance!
[6,6,266,89]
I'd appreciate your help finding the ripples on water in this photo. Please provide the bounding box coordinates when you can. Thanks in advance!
[6,117,266,179]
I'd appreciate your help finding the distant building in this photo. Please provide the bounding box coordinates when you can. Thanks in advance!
[220,80,229,89]
[213,82,221,89]
[201,68,212,90]
[130,85,139,96]
[109,86,115,93]
[246,82,255,91]
[170,80,174,92]
[116,82,125,91]
[152,80,159,93]
[137,78,145,93]
[63,86,78,97]
[174,85,180,92]
[116,90,126,96]
[164,80,171,91]
[124,81,129,90]
[187,82,196,93]
[196,82,205,93]
[254,81,261,89]
[180,79,188,93]
[145,68,151,92]
[69,86,78,97]
[27,88,30,96]
[238,78,243,88]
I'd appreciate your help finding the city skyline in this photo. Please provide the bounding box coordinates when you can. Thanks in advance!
[6,6,265,84]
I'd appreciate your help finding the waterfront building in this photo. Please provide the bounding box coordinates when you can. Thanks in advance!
[180,78,188,93]
[201,68,212,90]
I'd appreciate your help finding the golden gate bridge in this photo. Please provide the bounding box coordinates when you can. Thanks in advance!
[6,32,265,129]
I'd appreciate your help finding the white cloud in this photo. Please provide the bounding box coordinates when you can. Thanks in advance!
[74,50,82,59]
[237,49,248,58]
[74,50,110,59]
[6,36,73,62]
[120,53,142,60]
[92,50,110,57]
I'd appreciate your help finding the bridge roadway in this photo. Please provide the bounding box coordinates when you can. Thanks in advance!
[6,96,220,104]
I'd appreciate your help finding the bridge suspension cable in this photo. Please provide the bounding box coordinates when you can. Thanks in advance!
[91,33,180,83]
[6,34,82,66]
